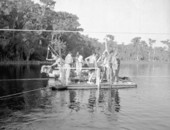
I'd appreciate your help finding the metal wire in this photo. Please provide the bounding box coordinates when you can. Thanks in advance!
[0,28,170,35]
[0,87,46,100]
[0,78,49,82]
[0,29,81,33]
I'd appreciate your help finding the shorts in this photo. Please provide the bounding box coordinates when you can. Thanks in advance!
[88,63,95,72]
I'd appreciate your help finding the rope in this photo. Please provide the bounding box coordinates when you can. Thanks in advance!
[0,87,46,100]
[0,29,81,33]
[0,78,49,82]
[0,29,170,35]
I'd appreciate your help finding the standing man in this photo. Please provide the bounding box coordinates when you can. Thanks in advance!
[115,56,120,82]
[76,52,83,77]
[64,52,73,85]
[85,52,97,84]
[102,52,110,82]
[109,50,118,83]
[97,51,109,81]
[85,52,97,68]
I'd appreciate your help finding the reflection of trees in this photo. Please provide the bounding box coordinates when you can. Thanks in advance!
[2,64,42,79]
[22,81,43,110]
[0,65,49,120]
[0,82,48,119]
[0,65,41,80]
[23,65,41,79]
[0,80,24,118]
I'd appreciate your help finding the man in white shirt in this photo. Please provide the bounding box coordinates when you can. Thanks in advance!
[76,52,83,77]
[85,52,97,67]
[64,52,73,85]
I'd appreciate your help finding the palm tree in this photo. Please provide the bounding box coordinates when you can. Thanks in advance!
[131,37,141,61]
[148,38,156,61]
[104,34,117,52]
[140,40,148,60]
[161,40,170,61]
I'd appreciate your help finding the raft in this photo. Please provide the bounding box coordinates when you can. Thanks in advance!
[66,81,137,89]
[47,78,137,90]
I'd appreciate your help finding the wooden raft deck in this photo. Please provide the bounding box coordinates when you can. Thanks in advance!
[48,78,137,90]
[66,82,137,90]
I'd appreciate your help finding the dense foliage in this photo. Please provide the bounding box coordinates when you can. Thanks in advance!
[0,0,170,62]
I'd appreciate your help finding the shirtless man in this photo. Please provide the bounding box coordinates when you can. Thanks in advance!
[85,52,97,68]
[109,50,118,83]
[97,51,110,81]
[85,52,97,84]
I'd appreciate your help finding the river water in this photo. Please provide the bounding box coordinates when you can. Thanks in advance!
[0,63,170,130]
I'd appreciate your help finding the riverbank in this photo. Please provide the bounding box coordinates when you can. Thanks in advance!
[0,61,53,65]
[0,60,169,65]
[121,60,170,64]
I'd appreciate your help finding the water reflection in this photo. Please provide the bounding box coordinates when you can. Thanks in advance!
[67,89,120,114]
[120,63,170,77]
[0,65,41,79]
[0,64,48,114]
[0,80,48,120]
[88,90,97,112]
[1,63,170,130]
[69,90,80,112]
[98,89,120,113]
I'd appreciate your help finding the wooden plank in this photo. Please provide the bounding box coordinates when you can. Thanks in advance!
[66,82,137,90]
[47,78,137,90]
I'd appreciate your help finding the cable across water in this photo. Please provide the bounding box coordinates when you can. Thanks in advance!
[0,78,49,82]
[0,87,46,100]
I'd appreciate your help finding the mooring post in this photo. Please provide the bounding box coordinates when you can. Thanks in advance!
[96,68,100,89]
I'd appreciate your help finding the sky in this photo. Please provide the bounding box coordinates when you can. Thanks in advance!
[34,0,170,47]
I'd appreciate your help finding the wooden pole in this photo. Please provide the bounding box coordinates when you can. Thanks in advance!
[96,68,100,89]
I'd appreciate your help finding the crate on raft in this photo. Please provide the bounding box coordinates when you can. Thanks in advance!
[47,79,67,90]
[40,65,60,78]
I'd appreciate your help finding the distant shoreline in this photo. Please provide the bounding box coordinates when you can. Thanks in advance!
[121,60,170,64]
[0,60,169,65]
[0,61,52,65]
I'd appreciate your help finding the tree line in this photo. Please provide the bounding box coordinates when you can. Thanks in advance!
[0,0,170,62]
